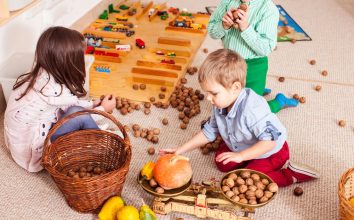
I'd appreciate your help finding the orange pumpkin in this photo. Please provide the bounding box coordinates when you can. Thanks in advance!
[153,154,193,190]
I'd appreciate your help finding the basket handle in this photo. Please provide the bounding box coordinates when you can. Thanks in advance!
[42,109,130,164]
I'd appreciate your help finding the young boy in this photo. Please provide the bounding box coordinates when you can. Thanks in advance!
[208,0,298,113]
[161,49,319,187]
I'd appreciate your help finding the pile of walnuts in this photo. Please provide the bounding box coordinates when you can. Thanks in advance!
[200,136,222,155]
[115,97,142,115]
[130,124,160,144]
[170,81,204,130]
[221,170,278,205]
[67,165,107,179]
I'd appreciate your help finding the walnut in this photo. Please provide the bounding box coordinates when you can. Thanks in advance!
[155,187,164,194]
[160,86,167,92]
[240,171,251,179]
[144,102,151,108]
[162,118,168,125]
[251,173,260,182]
[293,187,303,196]
[278,77,285,82]
[309,59,316,65]
[159,93,165,99]
[144,108,151,115]
[299,97,306,104]
[321,70,328,76]
[338,120,346,127]
[315,85,322,91]
[225,178,235,188]
[149,97,155,102]
[147,147,155,155]
[222,185,230,192]
[139,84,146,90]
[132,84,139,90]
[203,48,208,53]
[267,183,278,193]
[293,94,300,100]
[149,178,158,187]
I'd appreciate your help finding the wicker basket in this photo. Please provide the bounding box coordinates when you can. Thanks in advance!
[41,109,131,213]
[338,167,354,220]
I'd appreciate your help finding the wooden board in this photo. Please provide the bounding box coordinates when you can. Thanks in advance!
[87,1,210,103]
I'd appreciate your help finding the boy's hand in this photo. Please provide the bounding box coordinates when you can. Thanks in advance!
[216,152,244,164]
[222,9,236,29]
[100,94,116,113]
[233,8,249,31]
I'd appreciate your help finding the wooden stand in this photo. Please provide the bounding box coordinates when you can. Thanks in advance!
[142,179,254,220]
[86,1,209,103]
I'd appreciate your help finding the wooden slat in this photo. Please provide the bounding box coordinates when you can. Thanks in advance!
[95,55,122,63]
[136,60,182,71]
[165,26,205,34]
[143,54,188,64]
[132,67,178,78]
[158,37,191,46]
[136,1,153,20]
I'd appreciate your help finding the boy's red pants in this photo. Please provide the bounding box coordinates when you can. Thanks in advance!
[215,141,294,187]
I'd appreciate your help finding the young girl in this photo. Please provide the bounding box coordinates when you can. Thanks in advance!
[161,49,319,187]
[208,0,299,113]
[4,26,116,172]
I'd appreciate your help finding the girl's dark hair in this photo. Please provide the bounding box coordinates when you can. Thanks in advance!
[14,26,87,100]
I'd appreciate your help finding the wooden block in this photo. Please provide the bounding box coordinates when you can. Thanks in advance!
[137,60,182,71]
[132,77,174,87]
[158,37,191,47]
[143,55,188,64]
[165,26,205,34]
[84,29,126,39]
[132,67,178,78]
[136,1,153,20]
[95,55,122,63]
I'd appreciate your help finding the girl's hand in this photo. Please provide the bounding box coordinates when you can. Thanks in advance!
[100,94,116,113]
[159,148,178,156]
[234,8,249,31]
[216,152,244,164]
[93,98,101,108]
[222,9,236,29]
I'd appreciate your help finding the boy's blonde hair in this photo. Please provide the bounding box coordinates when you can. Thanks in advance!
[198,49,246,88]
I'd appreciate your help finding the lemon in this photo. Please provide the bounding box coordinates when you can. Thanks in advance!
[98,196,125,220]
[117,205,139,220]
[350,197,354,207]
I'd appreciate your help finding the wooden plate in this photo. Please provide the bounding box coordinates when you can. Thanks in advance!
[137,173,192,197]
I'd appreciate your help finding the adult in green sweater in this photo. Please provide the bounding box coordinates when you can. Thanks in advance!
[208,0,298,113]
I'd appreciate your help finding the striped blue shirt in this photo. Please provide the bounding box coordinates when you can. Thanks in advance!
[202,88,286,159]
[208,0,279,58]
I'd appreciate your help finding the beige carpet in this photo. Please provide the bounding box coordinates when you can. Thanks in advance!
[1,0,354,219]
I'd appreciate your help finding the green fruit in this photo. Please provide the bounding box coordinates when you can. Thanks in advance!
[139,204,156,220]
